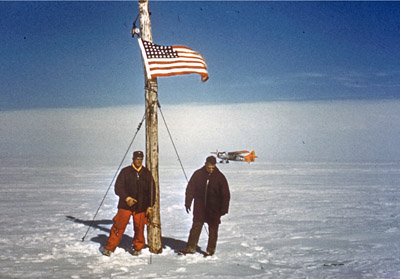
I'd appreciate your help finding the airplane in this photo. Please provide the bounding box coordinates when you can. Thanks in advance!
[211,150,258,164]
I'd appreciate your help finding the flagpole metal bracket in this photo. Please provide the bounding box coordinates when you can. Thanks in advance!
[131,14,141,38]
[131,26,141,38]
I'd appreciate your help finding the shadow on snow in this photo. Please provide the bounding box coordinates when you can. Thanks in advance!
[66,215,204,254]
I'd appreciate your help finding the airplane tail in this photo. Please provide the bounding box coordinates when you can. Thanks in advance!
[244,150,258,162]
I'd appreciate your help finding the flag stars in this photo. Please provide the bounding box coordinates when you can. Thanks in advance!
[143,41,178,59]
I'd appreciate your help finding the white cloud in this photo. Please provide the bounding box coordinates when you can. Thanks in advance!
[1,100,399,164]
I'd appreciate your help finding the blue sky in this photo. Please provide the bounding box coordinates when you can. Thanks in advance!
[1,1,400,110]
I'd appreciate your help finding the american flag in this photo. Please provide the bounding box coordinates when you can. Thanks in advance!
[138,39,209,82]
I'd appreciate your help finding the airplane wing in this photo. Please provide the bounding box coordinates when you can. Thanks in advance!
[233,150,250,154]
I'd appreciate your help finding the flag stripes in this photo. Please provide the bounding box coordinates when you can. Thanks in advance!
[138,39,209,82]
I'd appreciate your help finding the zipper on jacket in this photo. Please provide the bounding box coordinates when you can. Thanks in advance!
[205,175,210,206]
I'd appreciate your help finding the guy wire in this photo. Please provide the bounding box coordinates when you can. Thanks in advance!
[157,101,209,237]
[81,109,147,242]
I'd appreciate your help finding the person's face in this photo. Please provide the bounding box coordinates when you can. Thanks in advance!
[133,157,143,168]
[205,162,216,174]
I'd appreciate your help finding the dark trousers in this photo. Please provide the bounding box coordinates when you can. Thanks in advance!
[186,221,219,255]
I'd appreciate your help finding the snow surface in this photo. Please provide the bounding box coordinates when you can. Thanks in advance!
[1,101,400,278]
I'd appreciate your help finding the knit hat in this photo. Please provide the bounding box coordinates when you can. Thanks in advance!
[133,151,144,159]
[206,156,217,165]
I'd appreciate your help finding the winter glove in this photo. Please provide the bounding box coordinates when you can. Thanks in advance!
[146,207,152,218]
[185,205,191,214]
[125,197,137,207]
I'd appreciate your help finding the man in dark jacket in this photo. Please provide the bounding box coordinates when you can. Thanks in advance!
[101,151,155,256]
[180,156,230,256]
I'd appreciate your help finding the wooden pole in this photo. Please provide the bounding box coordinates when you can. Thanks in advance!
[138,0,162,254]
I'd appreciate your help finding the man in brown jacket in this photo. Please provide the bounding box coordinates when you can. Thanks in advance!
[180,156,230,256]
[101,151,155,256]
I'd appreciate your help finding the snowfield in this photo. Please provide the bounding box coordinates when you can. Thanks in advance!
[1,101,400,278]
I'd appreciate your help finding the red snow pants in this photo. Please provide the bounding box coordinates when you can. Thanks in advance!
[104,208,148,252]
